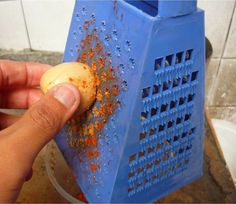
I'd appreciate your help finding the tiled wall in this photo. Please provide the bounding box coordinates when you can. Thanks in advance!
[0,0,235,54]
[0,0,30,50]
[0,0,75,51]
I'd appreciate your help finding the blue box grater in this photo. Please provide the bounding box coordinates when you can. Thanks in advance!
[55,0,205,202]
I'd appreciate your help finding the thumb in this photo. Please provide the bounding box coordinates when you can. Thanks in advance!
[6,83,80,162]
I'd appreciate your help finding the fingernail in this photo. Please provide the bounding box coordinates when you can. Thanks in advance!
[52,84,78,108]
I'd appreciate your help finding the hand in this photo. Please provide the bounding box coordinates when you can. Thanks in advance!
[0,60,80,202]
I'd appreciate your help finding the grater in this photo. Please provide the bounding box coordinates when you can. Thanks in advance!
[55,0,205,202]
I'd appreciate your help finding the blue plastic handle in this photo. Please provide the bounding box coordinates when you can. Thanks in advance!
[125,0,197,17]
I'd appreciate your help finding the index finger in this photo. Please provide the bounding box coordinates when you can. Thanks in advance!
[0,60,52,89]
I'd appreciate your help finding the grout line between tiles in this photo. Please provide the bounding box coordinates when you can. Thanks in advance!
[206,59,220,106]
[221,57,236,60]
[212,57,236,60]
[20,0,32,50]
[208,1,236,106]
[207,105,236,108]
[217,1,236,76]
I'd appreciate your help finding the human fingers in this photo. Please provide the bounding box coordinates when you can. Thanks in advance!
[4,83,80,164]
[0,60,51,89]
[0,112,20,130]
[0,88,42,109]
[0,83,80,202]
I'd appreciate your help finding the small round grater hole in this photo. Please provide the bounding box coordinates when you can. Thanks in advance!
[162,81,169,91]
[173,135,180,142]
[112,29,118,40]
[186,144,192,150]
[151,107,158,116]
[179,147,184,154]
[144,178,148,184]
[170,100,177,109]
[182,75,190,84]
[136,183,142,188]
[75,12,80,21]
[156,143,162,150]
[78,26,83,33]
[128,187,133,193]
[163,151,169,161]
[115,46,121,57]
[176,117,182,125]
[73,31,77,39]
[158,124,165,132]
[173,78,180,88]
[81,6,87,15]
[188,93,195,102]
[176,162,182,168]
[184,113,191,121]
[119,64,125,73]
[138,167,144,174]
[129,58,135,69]
[146,163,153,170]
[101,20,106,26]
[125,40,131,52]
[152,84,160,95]
[141,111,149,121]
[167,120,174,128]
[170,151,177,158]
[189,127,196,135]
[191,71,198,81]
[121,80,128,90]
[91,13,95,19]
[142,87,150,98]
[152,174,158,180]
[128,171,135,178]
[139,132,147,140]
[154,58,163,70]
[161,104,168,112]
[164,138,171,145]
[129,154,136,163]
[148,146,155,153]
[181,131,188,138]
[154,159,160,166]
[101,20,106,31]
[149,128,156,136]
[105,34,112,42]
[179,97,186,106]
[138,151,145,158]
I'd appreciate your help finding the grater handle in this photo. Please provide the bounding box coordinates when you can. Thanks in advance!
[139,0,197,18]
[158,0,197,17]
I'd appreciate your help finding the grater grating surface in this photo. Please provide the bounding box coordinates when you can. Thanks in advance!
[55,0,205,202]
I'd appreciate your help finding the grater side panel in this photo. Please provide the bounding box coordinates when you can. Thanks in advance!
[111,9,205,203]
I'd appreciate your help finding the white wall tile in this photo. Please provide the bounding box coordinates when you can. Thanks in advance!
[205,58,220,105]
[198,0,235,58]
[0,0,30,50]
[22,0,75,52]
[224,8,236,58]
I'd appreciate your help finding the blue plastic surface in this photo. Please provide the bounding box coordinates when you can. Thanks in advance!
[55,0,205,203]
[126,0,197,17]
